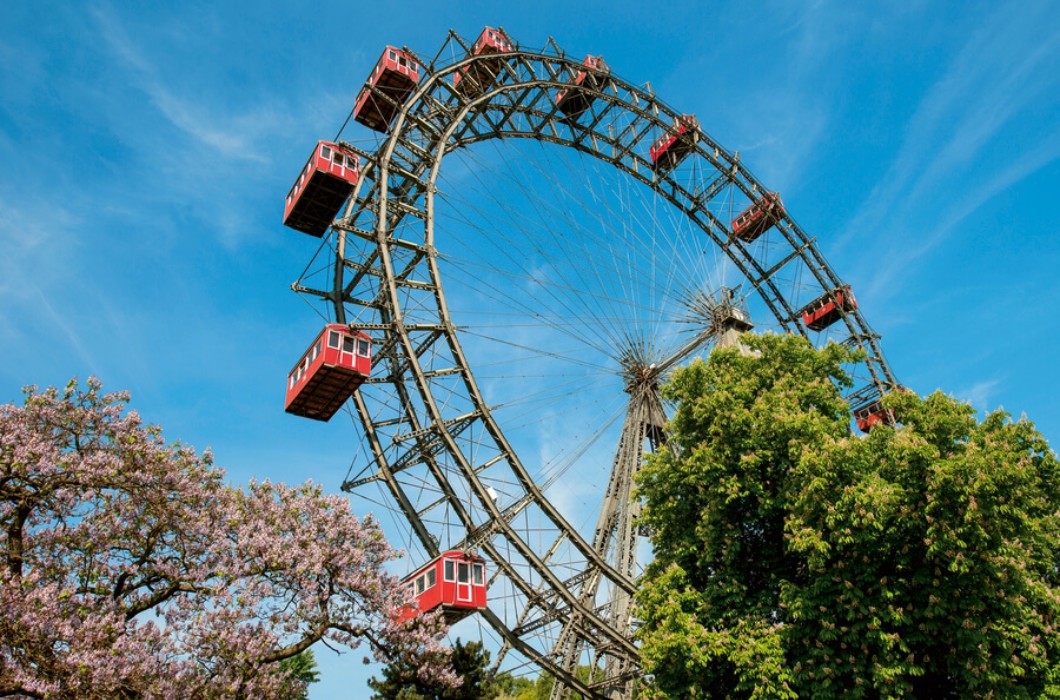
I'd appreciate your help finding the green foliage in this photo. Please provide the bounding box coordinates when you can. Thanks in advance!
[635,334,1060,699]
[493,672,534,698]
[278,649,320,699]
[507,674,548,700]
[508,665,598,700]
[370,638,510,700]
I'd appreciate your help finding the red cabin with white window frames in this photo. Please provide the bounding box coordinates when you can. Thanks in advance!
[285,324,372,422]
[353,46,421,134]
[853,398,888,432]
[398,551,487,625]
[852,386,907,432]
[283,141,360,238]
[731,192,784,243]
[801,286,858,331]
[555,55,609,118]
[454,26,514,95]
[650,115,699,173]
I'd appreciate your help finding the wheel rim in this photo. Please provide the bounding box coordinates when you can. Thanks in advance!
[293,34,897,699]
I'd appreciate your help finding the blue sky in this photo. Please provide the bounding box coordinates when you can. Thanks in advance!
[3,1,1059,696]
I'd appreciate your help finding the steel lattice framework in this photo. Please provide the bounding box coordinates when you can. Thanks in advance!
[291,31,898,699]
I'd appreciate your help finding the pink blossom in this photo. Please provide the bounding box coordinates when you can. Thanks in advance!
[0,378,455,698]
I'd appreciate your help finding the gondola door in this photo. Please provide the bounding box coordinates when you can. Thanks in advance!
[456,561,472,603]
[340,334,356,369]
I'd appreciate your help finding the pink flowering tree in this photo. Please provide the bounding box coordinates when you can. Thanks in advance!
[0,378,455,698]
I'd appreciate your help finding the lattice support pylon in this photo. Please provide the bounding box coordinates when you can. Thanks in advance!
[549,294,753,700]
[548,364,667,700]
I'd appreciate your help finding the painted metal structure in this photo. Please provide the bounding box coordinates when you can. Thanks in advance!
[286,29,899,699]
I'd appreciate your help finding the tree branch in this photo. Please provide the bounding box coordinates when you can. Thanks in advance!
[259,619,332,664]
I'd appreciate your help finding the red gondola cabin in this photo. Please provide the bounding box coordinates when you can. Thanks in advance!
[399,551,487,624]
[285,324,372,422]
[454,26,514,95]
[283,141,359,238]
[353,46,421,134]
[650,115,699,173]
[853,387,908,432]
[853,398,888,433]
[801,286,857,331]
[731,192,784,243]
[555,55,609,119]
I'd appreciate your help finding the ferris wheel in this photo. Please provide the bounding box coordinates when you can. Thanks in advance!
[283,28,898,700]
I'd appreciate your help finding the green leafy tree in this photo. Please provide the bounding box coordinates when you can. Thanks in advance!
[494,672,534,699]
[278,649,320,699]
[635,334,1060,699]
[370,638,508,700]
[509,665,604,700]
[509,674,549,700]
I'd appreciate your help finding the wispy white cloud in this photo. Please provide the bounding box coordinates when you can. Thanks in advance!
[865,127,1060,300]
[0,198,105,382]
[723,1,852,191]
[840,1,1060,297]
[0,33,46,120]
[82,3,379,256]
[954,378,1001,414]
[0,198,78,307]
[908,24,1055,203]
[89,4,279,163]
[34,289,101,376]
[80,4,316,252]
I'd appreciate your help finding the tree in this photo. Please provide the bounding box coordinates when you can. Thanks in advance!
[0,378,454,699]
[507,665,601,700]
[278,649,320,699]
[635,334,1060,699]
[493,671,533,699]
[370,638,514,700]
